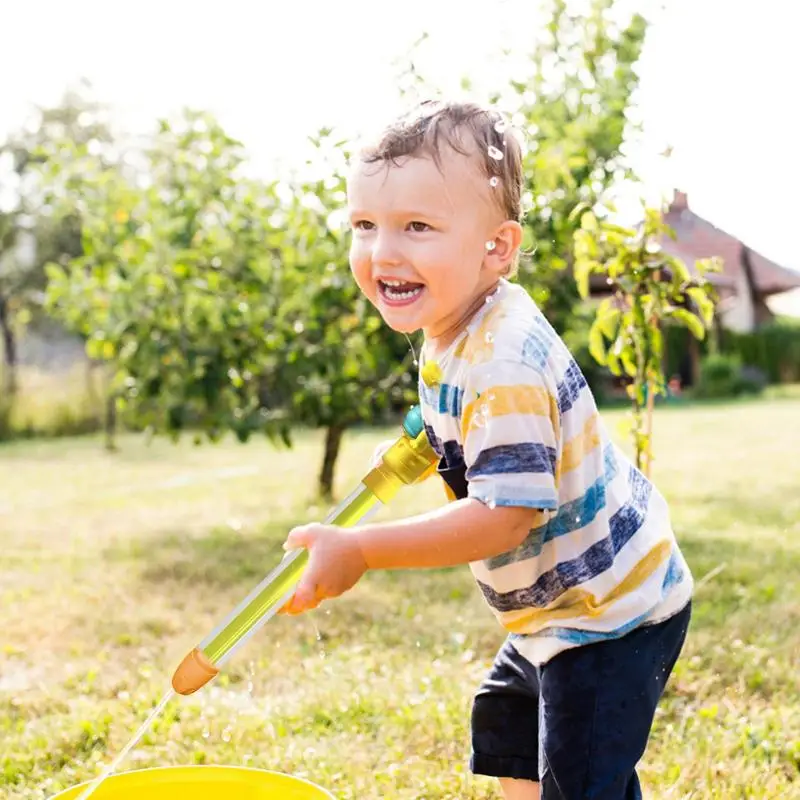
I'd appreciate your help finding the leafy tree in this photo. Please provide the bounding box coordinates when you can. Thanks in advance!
[0,82,112,404]
[494,0,650,333]
[573,205,719,474]
[43,111,291,450]
[42,115,413,493]
[273,131,416,496]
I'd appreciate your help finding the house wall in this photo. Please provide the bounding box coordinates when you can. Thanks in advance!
[718,268,756,332]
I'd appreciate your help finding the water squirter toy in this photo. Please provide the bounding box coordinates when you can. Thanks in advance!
[171,406,438,695]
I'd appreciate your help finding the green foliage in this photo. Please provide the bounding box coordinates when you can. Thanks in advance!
[270,136,416,435]
[695,353,766,399]
[42,111,294,447]
[25,0,656,492]
[719,321,800,384]
[559,302,614,401]
[501,0,650,332]
[39,115,415,494]
[0,82,113,410]
[574,206,719,471]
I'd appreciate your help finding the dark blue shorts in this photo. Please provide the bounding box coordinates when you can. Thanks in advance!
[470,602,691,798]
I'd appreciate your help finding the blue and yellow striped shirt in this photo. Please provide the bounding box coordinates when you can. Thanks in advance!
[418,279,693,665]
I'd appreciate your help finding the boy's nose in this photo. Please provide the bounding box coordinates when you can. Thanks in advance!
[371,233,404,267]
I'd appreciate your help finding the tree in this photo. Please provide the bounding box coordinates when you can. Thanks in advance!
[494,0,650,334]
[0,82,112,407]
[43,115,415,495]
[573,205,719,474]
[272,131,417,496]
[43,110,293,450]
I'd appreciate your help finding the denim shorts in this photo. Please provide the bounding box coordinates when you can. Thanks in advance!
[436,456,692,798]
[470,602,691,799]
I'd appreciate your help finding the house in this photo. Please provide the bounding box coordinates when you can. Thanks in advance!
[587,189,800,390]
[660,190,800,333]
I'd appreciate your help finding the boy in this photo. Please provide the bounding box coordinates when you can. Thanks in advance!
[281,101,692,799]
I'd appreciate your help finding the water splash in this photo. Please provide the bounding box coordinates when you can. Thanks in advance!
[247,660,255,695]
[310,616,327,660]
[487,146,504,161]
[404,333,419,367]
[75,689,174,800]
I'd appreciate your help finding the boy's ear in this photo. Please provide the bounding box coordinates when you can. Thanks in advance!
[484,220,523,275]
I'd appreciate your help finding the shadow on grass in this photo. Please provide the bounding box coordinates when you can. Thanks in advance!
[105,521,293,588]
[105,496,800,667]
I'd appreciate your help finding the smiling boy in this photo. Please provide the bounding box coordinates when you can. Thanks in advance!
[281,101,692,799]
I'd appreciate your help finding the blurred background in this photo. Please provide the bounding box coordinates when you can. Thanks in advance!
[1,2,799,799]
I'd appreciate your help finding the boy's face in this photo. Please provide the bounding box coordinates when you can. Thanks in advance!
[347,147,509,341]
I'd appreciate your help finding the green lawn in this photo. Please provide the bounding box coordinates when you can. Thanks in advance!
[1,396,799,798]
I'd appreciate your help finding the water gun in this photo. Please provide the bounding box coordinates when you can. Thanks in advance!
[171,406,438,695]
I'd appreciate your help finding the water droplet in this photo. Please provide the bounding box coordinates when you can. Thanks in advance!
[222,726,232,743]
[487,145,504,161]
[202,730,210,739]
[489,176,500,188]
[494,119,508,134]
[404,332,419,366]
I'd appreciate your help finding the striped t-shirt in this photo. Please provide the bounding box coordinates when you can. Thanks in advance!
[418,279,693,665]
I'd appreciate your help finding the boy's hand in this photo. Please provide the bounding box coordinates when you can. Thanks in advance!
[279,524,368,615]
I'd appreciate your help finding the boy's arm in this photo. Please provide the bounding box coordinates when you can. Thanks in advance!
[355,498,539,569]
[280,500,541,614]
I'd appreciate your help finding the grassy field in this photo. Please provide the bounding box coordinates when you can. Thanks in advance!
[1,395,799,799]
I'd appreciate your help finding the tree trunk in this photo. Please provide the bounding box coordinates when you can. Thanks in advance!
[0,295,18,398]
[104,393,117,451]
[643,380,655,478]
[319,423,346,499]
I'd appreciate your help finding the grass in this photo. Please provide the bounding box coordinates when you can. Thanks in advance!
[1,395,799,798]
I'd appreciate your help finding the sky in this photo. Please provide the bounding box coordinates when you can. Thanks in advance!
[2,0,798,308]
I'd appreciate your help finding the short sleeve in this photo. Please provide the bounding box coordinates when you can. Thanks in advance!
[461,359,560,511]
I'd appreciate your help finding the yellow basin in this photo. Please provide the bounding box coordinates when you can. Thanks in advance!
[49,765,334,799]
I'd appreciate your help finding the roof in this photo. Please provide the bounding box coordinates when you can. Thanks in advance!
[661,191,800,297]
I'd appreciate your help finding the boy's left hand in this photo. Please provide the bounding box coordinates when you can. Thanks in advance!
[279,524,368,615]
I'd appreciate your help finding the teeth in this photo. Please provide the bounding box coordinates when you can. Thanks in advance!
[380,281,423,301]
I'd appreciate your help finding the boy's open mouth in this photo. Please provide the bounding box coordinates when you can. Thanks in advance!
[377,279,425,305]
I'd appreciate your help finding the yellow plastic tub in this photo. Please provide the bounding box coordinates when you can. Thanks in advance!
[49,765,335,799]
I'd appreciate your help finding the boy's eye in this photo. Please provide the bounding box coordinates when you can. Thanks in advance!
[352,220,375,232]
[408,221,431,233]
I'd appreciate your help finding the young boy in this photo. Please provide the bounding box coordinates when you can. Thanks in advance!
[281,100,692,799]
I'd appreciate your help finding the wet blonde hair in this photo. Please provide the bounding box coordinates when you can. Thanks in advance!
[357,99,524,232]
